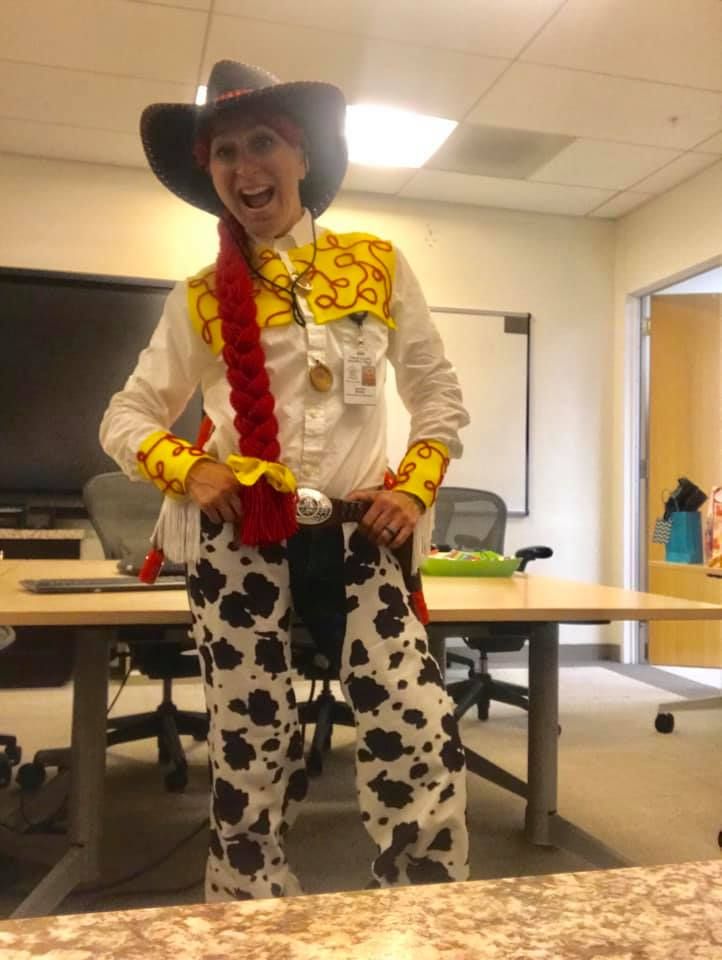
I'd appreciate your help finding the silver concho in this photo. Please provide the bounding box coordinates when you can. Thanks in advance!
[296,487,333,525]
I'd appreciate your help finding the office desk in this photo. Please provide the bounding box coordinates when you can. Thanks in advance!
[1,859,721,959]
[3,558,722,918]
[0,528,84,560]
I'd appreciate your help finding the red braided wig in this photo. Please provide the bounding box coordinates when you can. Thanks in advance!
[216,213,298,544]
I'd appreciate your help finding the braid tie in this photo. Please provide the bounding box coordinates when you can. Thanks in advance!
[216,215,297,544]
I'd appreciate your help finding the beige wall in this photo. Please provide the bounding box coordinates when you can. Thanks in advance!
[1,154,616,643]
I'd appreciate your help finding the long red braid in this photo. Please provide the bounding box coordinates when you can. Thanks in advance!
[216,213,298,544]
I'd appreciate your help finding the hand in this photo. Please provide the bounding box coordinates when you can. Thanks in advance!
[186,459,243,525]
[346,488,424,548]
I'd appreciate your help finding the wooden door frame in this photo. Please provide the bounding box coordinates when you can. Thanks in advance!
[622,294,645,664]
[623,256,722,664]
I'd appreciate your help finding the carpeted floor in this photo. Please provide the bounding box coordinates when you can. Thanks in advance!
[0,662,720,917]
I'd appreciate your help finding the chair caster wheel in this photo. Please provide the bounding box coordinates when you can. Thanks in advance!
[4,745,21,766]
[306,750,323,778]
[16,762,47,791]
[655,713,674,734]
[0,756,11,788]
[164,766,188,792]
[193,732,207,743]
[718,830,722,849]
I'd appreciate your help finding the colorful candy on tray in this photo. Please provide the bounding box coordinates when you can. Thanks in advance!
[428,548,506,561]
[421,548,521,578]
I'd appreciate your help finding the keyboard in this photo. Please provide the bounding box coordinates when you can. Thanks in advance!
[116,558,186,576]
[20,576,187,594]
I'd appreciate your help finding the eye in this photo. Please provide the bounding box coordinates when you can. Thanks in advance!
[212,141,235,162]
[249,132,276,154]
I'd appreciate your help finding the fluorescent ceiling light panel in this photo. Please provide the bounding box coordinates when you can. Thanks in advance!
[345,104,457,168]
[195,85,207,106]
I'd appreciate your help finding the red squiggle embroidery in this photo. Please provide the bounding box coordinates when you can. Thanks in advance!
[189,271,220,347]
[314,234,392,316]
[136,434,205,495]
[395,440,450,505]
[252,233,393,322]
[395,460,416,486]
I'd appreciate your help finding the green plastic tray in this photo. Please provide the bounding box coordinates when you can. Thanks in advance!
[421,554,521,578]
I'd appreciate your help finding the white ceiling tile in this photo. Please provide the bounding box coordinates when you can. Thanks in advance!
[341,165,414,195]
[214,0,565,58]
[467,63,722,150]
[629,151,721,194]
[399,169,614,216]
[523,0,722,92]
[2,0,719,219]
[587,192,653,219]
[694,130,722,153]
[0,61,194,135]
[0,116,145,168]
[0,0,207,84]
[530,139,682,190]
[203,15,508,118]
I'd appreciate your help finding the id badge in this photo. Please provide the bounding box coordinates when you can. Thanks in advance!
[343,345,377,405]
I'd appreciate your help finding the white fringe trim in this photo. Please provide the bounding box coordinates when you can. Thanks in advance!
[412,504,435,575]
[151,496,201,565]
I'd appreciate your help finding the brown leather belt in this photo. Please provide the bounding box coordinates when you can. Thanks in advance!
[295,489,421,616]
[295,487,367,527]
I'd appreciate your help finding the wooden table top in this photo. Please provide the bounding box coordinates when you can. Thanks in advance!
[0,860,720,959]
[0,529,85,540]
[2,558,722,628]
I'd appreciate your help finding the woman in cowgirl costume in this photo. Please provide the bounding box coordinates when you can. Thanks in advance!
[101,60,470,901]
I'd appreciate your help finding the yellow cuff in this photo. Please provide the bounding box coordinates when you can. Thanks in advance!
[393,439,450,508]
[136,429,211,499]
[226,455,296,494]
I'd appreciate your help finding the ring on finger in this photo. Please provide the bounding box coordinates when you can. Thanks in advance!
[384,525,398,538]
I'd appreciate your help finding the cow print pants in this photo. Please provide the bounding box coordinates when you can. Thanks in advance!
[188,516,469,901]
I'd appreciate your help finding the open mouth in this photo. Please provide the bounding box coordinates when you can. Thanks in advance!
[240,186,274,209]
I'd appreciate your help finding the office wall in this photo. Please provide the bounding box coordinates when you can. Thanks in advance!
[611,158,722,590]
[0,153,616,641]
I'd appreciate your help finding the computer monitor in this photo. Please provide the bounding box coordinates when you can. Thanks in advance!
[0,266,203,501]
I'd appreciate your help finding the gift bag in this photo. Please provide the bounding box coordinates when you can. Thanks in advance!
[665,510,703,564]
[706,486,722,567]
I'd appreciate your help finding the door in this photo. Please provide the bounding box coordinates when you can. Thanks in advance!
[646,292,722,665]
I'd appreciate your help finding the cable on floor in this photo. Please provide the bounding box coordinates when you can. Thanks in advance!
[77,816,210,907]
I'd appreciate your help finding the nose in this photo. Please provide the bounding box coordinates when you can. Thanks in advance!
[232,146,260,178]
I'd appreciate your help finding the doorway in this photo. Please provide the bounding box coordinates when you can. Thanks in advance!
[634,266,722,668]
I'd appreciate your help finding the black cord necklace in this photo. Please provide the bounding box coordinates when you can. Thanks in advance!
[241,215,319,327]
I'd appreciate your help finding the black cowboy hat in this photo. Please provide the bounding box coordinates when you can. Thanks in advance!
[141,60,348,218]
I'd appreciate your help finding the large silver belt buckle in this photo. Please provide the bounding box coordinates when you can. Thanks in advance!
[296,487,333,526]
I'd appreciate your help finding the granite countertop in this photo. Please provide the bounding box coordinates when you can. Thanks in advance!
[1,860,722,959]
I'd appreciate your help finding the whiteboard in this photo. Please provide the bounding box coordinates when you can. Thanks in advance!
[385,308,530,515]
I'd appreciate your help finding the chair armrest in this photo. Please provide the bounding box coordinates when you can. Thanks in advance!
[514,545,553,572]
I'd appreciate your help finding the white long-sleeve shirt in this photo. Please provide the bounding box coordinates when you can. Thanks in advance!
[100,211,469,499]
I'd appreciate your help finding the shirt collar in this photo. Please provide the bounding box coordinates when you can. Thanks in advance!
[250,209,314,252]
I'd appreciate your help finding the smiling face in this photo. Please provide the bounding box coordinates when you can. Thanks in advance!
[208,113,307,241]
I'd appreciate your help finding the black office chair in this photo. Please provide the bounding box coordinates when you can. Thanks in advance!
[0,627,22,787]
[428,487,552,721]
[83,472,208,791]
